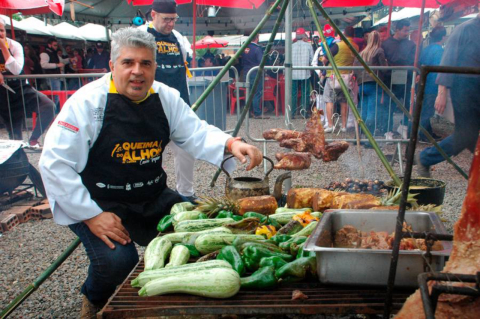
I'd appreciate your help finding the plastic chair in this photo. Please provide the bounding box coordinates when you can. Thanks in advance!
[263,76,279,116]
[229,81,246,115]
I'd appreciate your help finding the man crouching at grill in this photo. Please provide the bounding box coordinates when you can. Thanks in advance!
[39,27,263,318]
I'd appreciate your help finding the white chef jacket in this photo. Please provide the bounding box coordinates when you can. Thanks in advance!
[40,74,233,225]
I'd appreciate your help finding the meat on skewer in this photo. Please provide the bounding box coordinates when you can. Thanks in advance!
[279,138,308,152]
[263,128,285,140]
[274,153,311,170]
[395,139,480,319]
[274,130,303,142]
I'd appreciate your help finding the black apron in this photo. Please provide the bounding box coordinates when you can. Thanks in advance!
[79,89,182,245]
[147,26,190,105]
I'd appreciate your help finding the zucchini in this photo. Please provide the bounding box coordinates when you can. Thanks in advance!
[163,227,233,245]
[195,233,264,255]
[132,260,232,287]
[277,220,304,235]
[174,218,235,233]
[144,237,172,270]
[269,211,321,225]
[165,245,190,267]
[138,267,241,298]
[170,202,196,215]
[292,221,319,237]
[172,210,202,226]
[275,207,311,214]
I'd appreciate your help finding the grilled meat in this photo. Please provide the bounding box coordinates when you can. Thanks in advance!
[322,141,350,162]
[274,153,312,170]
[274,130,303,141]
[279,138,308,152]
[263,128,285,140]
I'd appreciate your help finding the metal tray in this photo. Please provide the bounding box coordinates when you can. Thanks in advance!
[304,210,452,287]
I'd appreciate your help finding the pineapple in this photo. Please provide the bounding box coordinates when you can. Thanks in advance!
[379,187,419,207]
[195,195,240,217]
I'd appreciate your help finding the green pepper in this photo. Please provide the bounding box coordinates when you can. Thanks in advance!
[259,256,289,270]
[269,234,292,245]
[279,236,307,251]
[198,213,209,219]
[275,256,317,280]
[217,245,245,276]
[240,241,284,254]
[232,215,244,221]
[296,244,316,259]
[240,266,278,289]
[175,243,200,258]
[157,215,173,232]
[242,246,294,271]
[216,210,234,219]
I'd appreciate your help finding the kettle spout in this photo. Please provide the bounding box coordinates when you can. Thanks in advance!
[273,172,291,202]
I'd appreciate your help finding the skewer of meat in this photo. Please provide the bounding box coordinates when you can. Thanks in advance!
[273,153,311,170]
[395,140,480,319]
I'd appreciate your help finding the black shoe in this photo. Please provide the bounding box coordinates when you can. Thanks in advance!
[414,153,431,178]
[185,194,198,204]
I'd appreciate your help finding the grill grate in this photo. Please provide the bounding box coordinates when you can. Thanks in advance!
[98,261,414,318]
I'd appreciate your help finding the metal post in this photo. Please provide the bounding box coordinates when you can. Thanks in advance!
[307,0,402,186]
[209,0,290,187]
[283,0,293,194]
[191,0,285,112]
[192,0,197,68]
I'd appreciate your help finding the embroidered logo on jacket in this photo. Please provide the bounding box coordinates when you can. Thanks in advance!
[58,121,79,133]
[111,140,163,164]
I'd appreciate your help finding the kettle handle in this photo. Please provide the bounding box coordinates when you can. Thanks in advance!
[220,155,275,179]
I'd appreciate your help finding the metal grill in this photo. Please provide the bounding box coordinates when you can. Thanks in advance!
[98,261,414,318]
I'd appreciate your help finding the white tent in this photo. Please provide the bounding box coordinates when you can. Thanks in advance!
[50,22,85,41]
[0,14,21,28]
[374,8,434,26]
[78,23,111,42]
[16,17,53,36]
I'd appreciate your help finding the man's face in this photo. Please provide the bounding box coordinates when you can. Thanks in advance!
[151,10,177,35]
[0,23,6,40]
[50,41,59,50]
[109,46,156,101]
[204,58,213,67]
[396,26,410,40]
[66,45,72,53]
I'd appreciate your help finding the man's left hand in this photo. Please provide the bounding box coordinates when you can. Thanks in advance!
[229,140,263,171]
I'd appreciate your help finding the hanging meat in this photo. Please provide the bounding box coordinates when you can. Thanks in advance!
[395,139,480,319]
[265,108,349,167]
[273,153,311,170]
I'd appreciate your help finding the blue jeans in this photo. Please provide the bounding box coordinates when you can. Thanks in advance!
[48,78,62,112]
[359,82,381,133]
[69,222,140,305]
[249,71,264,116]
[291,79,309,117]
[418,93,436,139]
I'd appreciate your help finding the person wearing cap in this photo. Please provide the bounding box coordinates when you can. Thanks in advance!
[138,0,199,202]
[0,17,55,147]
[291,27,314,119]
[39,27,263,317]
[88,42,110,72]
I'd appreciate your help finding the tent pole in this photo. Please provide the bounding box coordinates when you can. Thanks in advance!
[386,0,394,37]
[209,0,290,187]
[310,0,468,180]
[307,0,401,186]
[9,13,15,40]
[409,0,427,116]
[192,0,197,67]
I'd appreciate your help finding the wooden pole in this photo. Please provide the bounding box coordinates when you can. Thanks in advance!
[9,13,15,40]
[386,0,394,38]
[192,0,197,67]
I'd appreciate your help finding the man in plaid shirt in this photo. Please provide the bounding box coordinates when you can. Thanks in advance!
[291,28,314,118]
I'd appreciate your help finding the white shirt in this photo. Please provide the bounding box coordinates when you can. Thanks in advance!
[292,39,314,80]
[40,50,59,70]
[3,38,24,75]
[39,74,233,225]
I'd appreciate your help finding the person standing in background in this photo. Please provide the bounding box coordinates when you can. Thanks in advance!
[140,0,199,202]
[88,42,110,72]
[416,11,480,178]
[417,25,446,142]
[40,38,64,110]
[291,27,314,119]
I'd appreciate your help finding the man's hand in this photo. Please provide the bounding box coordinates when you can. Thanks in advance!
[435,85,448,115]
[84,212,131,249]
[57,62,65,68]
[229,139,263,171]
[0,39,7,52]
[0,73,4,85]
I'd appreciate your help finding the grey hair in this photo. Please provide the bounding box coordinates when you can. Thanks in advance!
[110,27,157,63]
[0,16,6,26]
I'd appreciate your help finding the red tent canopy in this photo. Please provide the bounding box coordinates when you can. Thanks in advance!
[0,0,64,16]
[193,35,228,49]
[129,0,265,10]
[382,0,451,8]
[320,0,380,7]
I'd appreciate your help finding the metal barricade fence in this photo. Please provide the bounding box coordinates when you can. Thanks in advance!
[1,66,240,145]
[243,65,420,174]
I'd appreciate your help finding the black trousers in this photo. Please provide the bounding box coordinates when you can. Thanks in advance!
[0,82,55,141]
